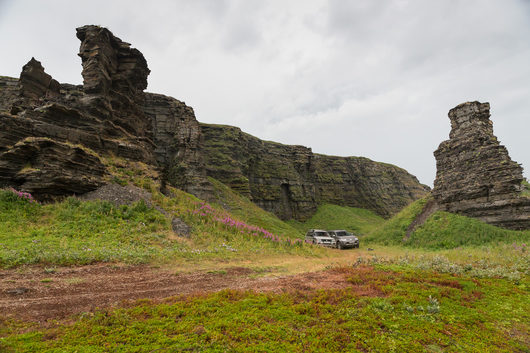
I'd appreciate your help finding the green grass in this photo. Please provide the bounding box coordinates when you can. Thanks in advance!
[365,197,530,250]
[2,264,528,352]
[0,191,171,267]
[365,198,428,245]
[407,211,530,249]
[288,203,385,235]
[0,184,322,268]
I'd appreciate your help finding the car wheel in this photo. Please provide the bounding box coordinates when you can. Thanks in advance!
[337,242,343,250]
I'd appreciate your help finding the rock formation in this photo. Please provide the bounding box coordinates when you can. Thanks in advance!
[0,25,428,220]
[0,25,210,201]
[432,101,530,229]
[200,123,429,220]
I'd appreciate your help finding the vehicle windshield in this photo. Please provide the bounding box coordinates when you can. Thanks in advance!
[335,231,349,237]
[315,231,329,237]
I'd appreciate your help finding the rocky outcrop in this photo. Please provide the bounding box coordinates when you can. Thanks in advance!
[0,24,427,220]
[200,123,429,220]
[0,137,106,200]
[19,58,60,102]
[143,93,212,199]
[432,101,530,229]
[0,25,208,200]
[76,25,151,137]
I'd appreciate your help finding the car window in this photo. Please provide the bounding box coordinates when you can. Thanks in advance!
[315,231,328,236]
[336,231,347,236]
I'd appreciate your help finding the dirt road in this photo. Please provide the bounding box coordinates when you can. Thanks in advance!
[0,264,361,323]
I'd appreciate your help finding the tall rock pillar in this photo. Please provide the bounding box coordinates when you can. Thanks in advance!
[432,101,530,229]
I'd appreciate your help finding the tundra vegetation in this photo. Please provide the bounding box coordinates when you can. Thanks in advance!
[0,176,528,352]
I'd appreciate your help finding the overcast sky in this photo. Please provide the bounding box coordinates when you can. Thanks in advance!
[1,0,529,185]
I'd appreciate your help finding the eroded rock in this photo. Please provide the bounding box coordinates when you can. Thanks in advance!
[432,101,530,229]
[19,58,60,101]
[171,217,191,237]
[0,137,106,200]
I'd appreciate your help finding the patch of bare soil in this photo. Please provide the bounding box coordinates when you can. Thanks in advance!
[0,264,373,323]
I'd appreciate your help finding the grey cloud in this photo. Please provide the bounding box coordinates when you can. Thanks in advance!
[0,0,528,186]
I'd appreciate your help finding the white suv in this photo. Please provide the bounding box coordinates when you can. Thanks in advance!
[305,229,336,247]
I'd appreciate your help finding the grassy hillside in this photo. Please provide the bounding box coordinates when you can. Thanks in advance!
[208,177,302,239]
[0,182,324,268]
[366,197,530,250]
[364,198,428,245]
[288,203,385,235]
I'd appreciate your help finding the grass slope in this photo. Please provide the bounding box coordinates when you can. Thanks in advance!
[0,182,323,269]
[208,177,302,239]
[366,197,530,250]
[2,265,528,352]
[288,203,385,235]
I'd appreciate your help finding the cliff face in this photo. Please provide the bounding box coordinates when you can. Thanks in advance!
[143,93,212,199]
[432,101,530,229]
[0,25,427,220]
[200,123,429,220]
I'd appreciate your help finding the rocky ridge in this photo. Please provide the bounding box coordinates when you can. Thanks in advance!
[0,25,427,220]
[432,101,530,229]
[201,123,428,220]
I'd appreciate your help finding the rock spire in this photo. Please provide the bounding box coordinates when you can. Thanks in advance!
[432,101,530,229]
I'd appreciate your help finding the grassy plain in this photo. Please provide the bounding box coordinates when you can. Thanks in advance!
[0,184,529,352]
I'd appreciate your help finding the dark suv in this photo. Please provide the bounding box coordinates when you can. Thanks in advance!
[328,230,359,249]
[305,229,336,247]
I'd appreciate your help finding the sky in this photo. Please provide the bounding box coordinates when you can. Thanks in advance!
[0,0,529,186]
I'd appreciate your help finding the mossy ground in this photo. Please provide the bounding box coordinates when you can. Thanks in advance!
[2,264,528,352]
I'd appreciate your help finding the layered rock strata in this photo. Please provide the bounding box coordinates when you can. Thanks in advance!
[200,123,429,220]
[432,101,530,229]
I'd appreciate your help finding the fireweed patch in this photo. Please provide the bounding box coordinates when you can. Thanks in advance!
[188,201,304,248]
